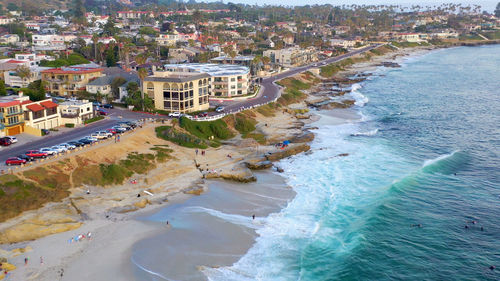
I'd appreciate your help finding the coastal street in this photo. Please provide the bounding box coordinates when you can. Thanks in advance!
[216,45,379,113]
[0,108,154,168]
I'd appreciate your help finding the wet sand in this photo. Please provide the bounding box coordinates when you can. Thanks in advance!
[130,171,295,280]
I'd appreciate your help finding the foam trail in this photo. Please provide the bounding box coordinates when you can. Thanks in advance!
[351,129,379,136]
[184,206,263,229]
[131,256,172,281]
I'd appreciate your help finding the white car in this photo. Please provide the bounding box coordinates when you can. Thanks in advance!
[86,136,99,141]
[40,147,57,155]
[6,136,17,143]
[215,106,225,113]
[112,126,127,133]
[96,131,112,138]
[90,133,107,140]
[59,143,76,150]
[168,112,182,118]
[51,146,67,153]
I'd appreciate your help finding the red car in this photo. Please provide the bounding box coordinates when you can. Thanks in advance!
[25,150,48,158]
[0,137,12,146]
[99,110,108,116]
[5,157,27,165]
[106,128,117,135]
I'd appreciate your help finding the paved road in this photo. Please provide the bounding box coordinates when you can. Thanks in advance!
[0,108,154,167]
[217,45,379,113]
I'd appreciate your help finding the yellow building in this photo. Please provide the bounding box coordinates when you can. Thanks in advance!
[41,67,103,96]
[0,96,25,136]
[142,71,210,113]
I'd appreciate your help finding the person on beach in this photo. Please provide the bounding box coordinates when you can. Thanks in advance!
[166,220,169,225]
[252,214,255,220]
[117,135,120,142]
[195,149,198,156]
[40,256,43,265]
[24,257,28,265]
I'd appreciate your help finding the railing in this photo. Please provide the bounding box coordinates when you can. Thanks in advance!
[5,110,23,117]
[5,120,24,127]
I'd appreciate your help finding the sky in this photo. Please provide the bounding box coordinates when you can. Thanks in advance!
[203,0,498,12]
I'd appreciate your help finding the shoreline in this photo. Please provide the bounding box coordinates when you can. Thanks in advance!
[0,43,446,280]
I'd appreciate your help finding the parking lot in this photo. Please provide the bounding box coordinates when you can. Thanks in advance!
[0,108,163,171]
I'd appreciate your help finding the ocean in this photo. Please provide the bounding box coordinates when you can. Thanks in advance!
[202,44,500,280]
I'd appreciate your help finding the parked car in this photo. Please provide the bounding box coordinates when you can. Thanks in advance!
[50,146,67,153]
[40,147,57,155]
[96,131,112,138]
[92,101,102,107]
[78,138,93,145]
[18,154,34,162]
[115,124,132,131]
[168,112,182,118]
[99,110,108,116]
[68,141,85,147]
[25,150,48,158]
[90,133,107,140]
[106,128,118,135]
[112,126,127,133]
[41,129,50,136]
[122,121,137,128]
[5,157,26,166]
[103,104,114,109]
[215,106,225,112]
[85,136,99,142]
[5,136,17,143]
[59,143,76,150]
[0,137,12,146]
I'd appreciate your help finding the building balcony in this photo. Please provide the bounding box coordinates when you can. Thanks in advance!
[61,113,79,118]
[5,120,24,127]
[5,110,23,117]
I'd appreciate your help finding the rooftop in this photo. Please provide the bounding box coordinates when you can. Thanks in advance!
[144,72,210,83]
[42,67,103,74]
[163,63,249,76]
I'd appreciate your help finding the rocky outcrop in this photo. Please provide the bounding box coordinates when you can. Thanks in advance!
[204,166,257,183]
[265,144,311,162]
[291,132,315,143]
[245,160,273,170]
[0,205,82,244]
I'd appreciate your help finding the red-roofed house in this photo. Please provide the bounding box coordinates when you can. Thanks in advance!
[22,98,61,131]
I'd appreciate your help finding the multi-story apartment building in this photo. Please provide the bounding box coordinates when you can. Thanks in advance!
[21,99,60,131]
[163,64,250,98]
[263,47,319,68]
[41,67,103,96]
[142,71,210,113]
[0,96,25,136]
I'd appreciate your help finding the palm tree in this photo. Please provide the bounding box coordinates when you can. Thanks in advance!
[92,33,99,61]
[16,66,31,87]
[137,68,148,98]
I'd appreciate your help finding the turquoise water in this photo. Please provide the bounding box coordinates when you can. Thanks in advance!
[205,45,500,280]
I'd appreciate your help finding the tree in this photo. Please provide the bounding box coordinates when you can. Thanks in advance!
[16,66,31,87]
[111,77,126,99]
[137,68,148,90]
[26,80,46,101]
[106,46,117,67]
[0,80,7,96]
[73,0,86,24]
[495,2,500,17]
[103,17,117,36]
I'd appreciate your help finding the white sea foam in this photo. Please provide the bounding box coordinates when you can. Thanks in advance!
[350,83,369,107]
[422,150,460,167]
[184,206,262,229]
[351,129,379,136]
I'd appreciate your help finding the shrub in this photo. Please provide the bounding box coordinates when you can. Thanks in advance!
[65,123,75,128]
[235,114,257,134]
[99,163,132,185]
[84,116,104,124]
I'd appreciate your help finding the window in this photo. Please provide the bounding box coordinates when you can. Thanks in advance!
[87,107,90,112]
[231,77,236,82]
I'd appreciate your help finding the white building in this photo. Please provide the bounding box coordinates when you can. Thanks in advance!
[163,63,250,98]
[0,34,19,45]
[3,65,51,88]
[0,16,15,25]
[58,99,95,125]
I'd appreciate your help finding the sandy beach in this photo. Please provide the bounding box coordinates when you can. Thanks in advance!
[0,44,437,281]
